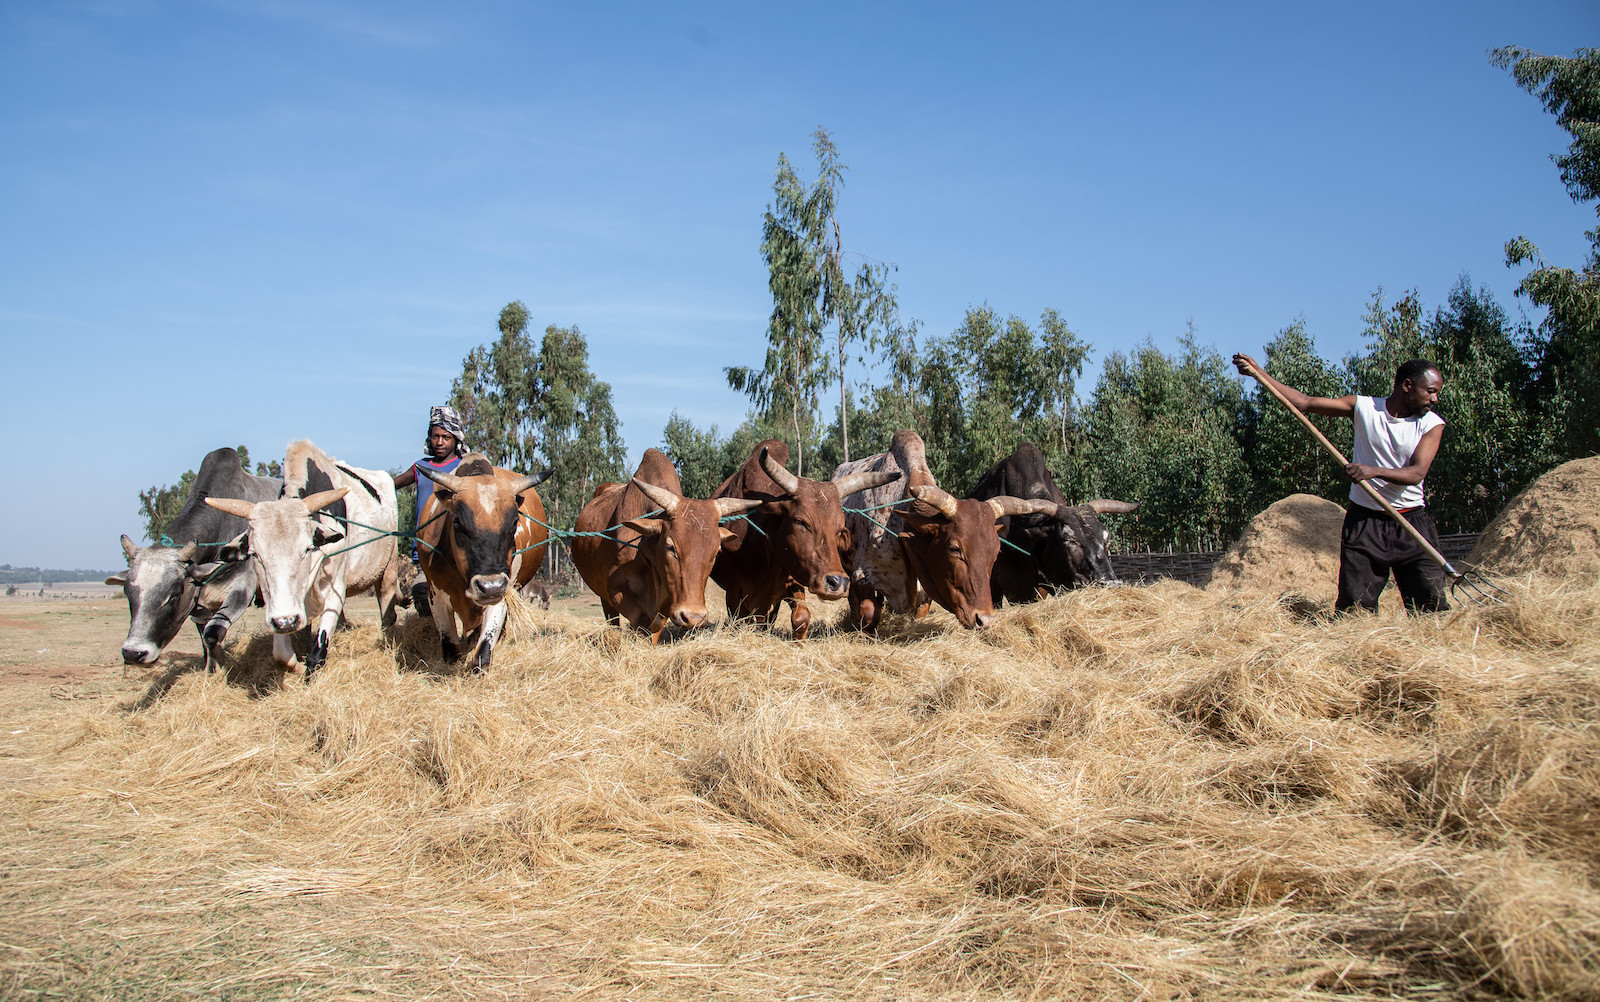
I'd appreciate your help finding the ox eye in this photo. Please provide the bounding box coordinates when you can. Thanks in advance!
[793,519,810,532]
[947,543,962,555]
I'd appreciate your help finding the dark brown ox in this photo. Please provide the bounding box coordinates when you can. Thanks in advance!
[710,440,900,639]
[571,448,760,641]
[896,485,1058,629]
[415,455,551,669]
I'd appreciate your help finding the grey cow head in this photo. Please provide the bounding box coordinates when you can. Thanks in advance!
[106,533,216,664]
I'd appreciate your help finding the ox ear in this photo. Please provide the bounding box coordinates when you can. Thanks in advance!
[312,519,346,547]
[205,496,256,519]
[104,573,127,587]
[218,532,250,564]
[120,534,138,561]
[623,517,666,537]
[718,527,738,545]
[185,561,223,583]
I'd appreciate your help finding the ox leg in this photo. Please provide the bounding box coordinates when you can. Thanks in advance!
[848,579,883,634]
[199,579,254,673]
[198,611,231,673]
[271,632,300,674]
[785,585,812,641]
[305,607,340,680]
[431,588,461,663]
[377,558,399,636]
[471,600,508,672]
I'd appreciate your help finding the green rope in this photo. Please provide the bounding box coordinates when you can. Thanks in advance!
[718,512,767,536]
[842,501,1034,555]
[513,507,665,555]
[159,533,235,548]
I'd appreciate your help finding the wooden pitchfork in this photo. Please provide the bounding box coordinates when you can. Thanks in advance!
[1241,357,1508,606]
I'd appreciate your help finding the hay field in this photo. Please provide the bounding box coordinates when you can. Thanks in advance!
[2,570,1598,1001]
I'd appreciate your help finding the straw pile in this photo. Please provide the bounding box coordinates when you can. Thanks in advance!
[1469,456,1600,586]
[1206,493,1346,603]
[3,581,1599,999]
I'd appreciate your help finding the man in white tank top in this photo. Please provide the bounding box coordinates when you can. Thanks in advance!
[1233,355,1449,613]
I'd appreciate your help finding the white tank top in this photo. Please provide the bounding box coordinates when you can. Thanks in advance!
[1350,395,1444,510]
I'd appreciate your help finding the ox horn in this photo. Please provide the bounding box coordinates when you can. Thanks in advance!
[713,497,763,518]
[1087,499,1140,515]
[204,496,256,519]
[758,447,801,495]
[510,468,554,495]
[120,534,138,561]
[414,464,468,494]
[301,488,349,514]
[907,484,960,520]
[630,478,683,517]
[175,542,199,563]
[831,469,903,498]
[987,496,1057,520]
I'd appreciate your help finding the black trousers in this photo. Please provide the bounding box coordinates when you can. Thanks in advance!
[1336,505,1449,613]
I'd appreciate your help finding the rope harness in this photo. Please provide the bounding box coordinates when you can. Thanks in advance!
[841,501,1034,555]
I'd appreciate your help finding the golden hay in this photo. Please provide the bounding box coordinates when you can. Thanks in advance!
[1205,493,1346,603]
[2,579,1599,999]
[1469,455,1600,586]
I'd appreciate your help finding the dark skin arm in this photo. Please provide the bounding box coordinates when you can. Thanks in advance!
[1233,353,1443,486]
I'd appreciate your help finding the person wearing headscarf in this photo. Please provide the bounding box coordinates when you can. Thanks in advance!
[393,405,471,610]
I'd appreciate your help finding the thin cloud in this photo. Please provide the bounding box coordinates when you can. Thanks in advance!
[212,0,446,48]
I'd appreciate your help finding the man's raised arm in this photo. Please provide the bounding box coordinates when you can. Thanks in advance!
[1232,353,1357,418]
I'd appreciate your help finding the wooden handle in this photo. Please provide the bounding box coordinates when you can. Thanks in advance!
[1242,358,1458,577]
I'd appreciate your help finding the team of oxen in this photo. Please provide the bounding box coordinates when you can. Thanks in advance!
[109,431,1136,679]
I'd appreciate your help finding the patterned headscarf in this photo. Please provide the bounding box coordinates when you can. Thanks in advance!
[428,405,469,457]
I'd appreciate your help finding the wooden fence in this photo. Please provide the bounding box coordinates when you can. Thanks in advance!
[1111,533,1481,586]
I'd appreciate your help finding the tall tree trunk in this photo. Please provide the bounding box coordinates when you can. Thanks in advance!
[839,329,850,464]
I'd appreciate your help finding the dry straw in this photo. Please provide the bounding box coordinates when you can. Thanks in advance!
[3,459,1599,999]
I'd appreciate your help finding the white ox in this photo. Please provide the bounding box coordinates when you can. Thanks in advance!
[206,440,399,678]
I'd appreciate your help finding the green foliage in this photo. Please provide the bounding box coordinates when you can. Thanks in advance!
[137,469,197,545]
[1079,330,1251,550]
[729,127,896,474]
[451,303,627,576]
[659,412,726,499]
[1492,46,1600,457]
[1241,320,1351,510]
[1420,277,1557,531]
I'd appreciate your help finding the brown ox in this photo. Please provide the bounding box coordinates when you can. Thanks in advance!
[571,449,760,641]
[896,484,1056,629]
[415,455,551,670]
[838,430,1054,631]
[710,440,900,639]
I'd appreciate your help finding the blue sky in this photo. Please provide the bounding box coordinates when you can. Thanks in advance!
[2,1,1594,569]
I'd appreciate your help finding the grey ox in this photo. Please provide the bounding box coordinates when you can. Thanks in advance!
[206,440,399,679]
[107,447,281,672]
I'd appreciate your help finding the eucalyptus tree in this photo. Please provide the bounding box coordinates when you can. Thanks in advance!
[726,127,895,474]
[451,302,626,575]
[1240,320,1350,511]
[1081,330,1250,550]
[1492,46,1600,457]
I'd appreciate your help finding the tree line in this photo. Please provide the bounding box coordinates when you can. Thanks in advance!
[133,47,1597,562]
